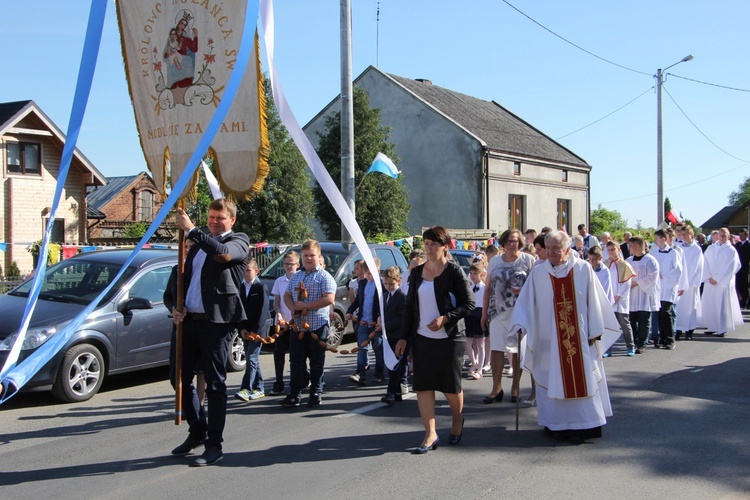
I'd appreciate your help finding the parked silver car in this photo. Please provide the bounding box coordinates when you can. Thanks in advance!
[0,248,245,403]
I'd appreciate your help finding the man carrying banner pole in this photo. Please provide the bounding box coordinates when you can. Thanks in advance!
[117,0,269,465]
[170,201,249,466]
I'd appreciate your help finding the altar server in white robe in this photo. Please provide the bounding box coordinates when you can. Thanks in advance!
[651,229,683,349]
[509,231,620,442]
[701,227,743,337]
[675,226,704,340]
[627,236,661,353]
[605,240,637,356]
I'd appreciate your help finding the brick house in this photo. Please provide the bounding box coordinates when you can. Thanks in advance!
[87,171,175,242]
[0,100,106,274]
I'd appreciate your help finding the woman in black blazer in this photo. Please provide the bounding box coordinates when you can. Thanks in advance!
[395,226,475,454]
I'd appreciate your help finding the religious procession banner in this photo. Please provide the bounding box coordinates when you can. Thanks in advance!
[116,0,269,199]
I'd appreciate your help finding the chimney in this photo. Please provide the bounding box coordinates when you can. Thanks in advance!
[414,79,432,85]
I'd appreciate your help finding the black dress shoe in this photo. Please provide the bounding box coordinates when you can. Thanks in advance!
[381,393,396,405]
[412,437,439,454]
[171,435,206,456]
[192,446,223,466]
[280,395,301,407]
[482,390,504,404]
[307,393,322,407]
[449,417,465,445]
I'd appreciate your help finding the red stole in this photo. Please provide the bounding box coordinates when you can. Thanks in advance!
[550,269,588,398]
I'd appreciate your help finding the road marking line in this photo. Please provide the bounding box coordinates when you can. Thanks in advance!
[332,393,416,418]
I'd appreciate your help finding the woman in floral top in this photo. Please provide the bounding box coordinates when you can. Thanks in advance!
[481,229,536,404]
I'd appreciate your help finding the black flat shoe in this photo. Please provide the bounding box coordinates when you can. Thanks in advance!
[482,390,504,404]
[449,417,464,445]
[412,437,440,454]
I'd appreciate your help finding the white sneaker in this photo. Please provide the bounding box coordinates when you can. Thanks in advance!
[502,366,513,376]
[249,390,265,400]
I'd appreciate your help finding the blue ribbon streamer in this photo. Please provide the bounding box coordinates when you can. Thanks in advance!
[0,0,260,403]
[0,0,108,381]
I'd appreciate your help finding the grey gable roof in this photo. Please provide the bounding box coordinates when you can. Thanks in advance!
[86,174,141,211]
[382,70,589,168]
[700,205,740,229]
[0,100,31,127]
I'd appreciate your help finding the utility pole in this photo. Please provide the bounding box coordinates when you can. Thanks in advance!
[340,0,355,243]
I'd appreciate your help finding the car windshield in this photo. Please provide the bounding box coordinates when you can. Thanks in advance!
[450,252,474,271]
[260,248,348,280]
[9,260,136,305]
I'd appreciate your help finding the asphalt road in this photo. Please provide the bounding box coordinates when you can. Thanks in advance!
[1,313,749,499]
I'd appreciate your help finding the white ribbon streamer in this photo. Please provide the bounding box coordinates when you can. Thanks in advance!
[259,0,398,369]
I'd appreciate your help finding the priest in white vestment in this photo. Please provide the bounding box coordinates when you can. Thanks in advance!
[702,227,743,336]
[509,231,620,442]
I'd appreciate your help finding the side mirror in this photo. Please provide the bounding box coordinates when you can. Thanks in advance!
[119,296,154,313]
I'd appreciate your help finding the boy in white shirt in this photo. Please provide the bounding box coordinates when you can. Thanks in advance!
[269,251,300,395]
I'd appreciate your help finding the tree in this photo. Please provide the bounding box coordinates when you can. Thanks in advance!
[589,204,628,236]
[234,79,314,243]
[728,176,750,206]
[313,87,410,241]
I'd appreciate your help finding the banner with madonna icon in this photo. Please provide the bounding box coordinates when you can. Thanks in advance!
[116,1,269,199]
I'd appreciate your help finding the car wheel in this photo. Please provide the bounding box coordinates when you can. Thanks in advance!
[327,312,346,350]
[227,330,246,372]
[51,343,105,403]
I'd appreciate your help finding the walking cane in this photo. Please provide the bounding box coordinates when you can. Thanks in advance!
[174,224,186,425]
[514,331,522,431]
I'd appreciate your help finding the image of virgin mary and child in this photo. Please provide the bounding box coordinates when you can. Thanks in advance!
[163,12,198,89]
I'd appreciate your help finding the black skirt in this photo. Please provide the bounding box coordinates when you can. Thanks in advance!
[464,311,487,338]
[412,334,464,394]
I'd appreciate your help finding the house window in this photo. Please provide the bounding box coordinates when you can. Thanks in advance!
[557,199,571,234]
[513,162,521,176]
[562,169,568,182]
[7,142,41,175]
[138,190,154,221]
[47,218,65,243]
[509,194,525,230]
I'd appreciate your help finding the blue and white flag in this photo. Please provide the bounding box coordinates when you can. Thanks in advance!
[366,152,400,179]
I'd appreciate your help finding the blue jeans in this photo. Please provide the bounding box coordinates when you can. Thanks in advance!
[240,338,263,392]
[356,324,383,378]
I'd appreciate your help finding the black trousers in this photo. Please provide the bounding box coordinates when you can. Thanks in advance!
[386,337,409,395]
[736,269,749,308]
[180,318,234,450]
[289,324,327,397]
[658,301,675,346]
[273,331,290,391]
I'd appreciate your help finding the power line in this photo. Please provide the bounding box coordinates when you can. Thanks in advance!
[556,86,654,140]
[663,84,750,163]
[669,73,750,93]
[499,0,651,76]
[596,161,750,205]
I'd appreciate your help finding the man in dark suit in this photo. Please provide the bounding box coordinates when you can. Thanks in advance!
[735,229,750,308]
[170,199,249,466]
[620,231,632,260]
[380,266,408,405]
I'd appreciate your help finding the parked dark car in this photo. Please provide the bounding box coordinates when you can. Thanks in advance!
[0,248,245,403]
[259,242,409,349]
[449,249,482,274]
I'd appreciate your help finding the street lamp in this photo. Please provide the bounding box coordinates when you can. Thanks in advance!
[656,54,694,225]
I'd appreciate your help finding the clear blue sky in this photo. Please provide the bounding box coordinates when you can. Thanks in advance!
[1,0,748,231]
